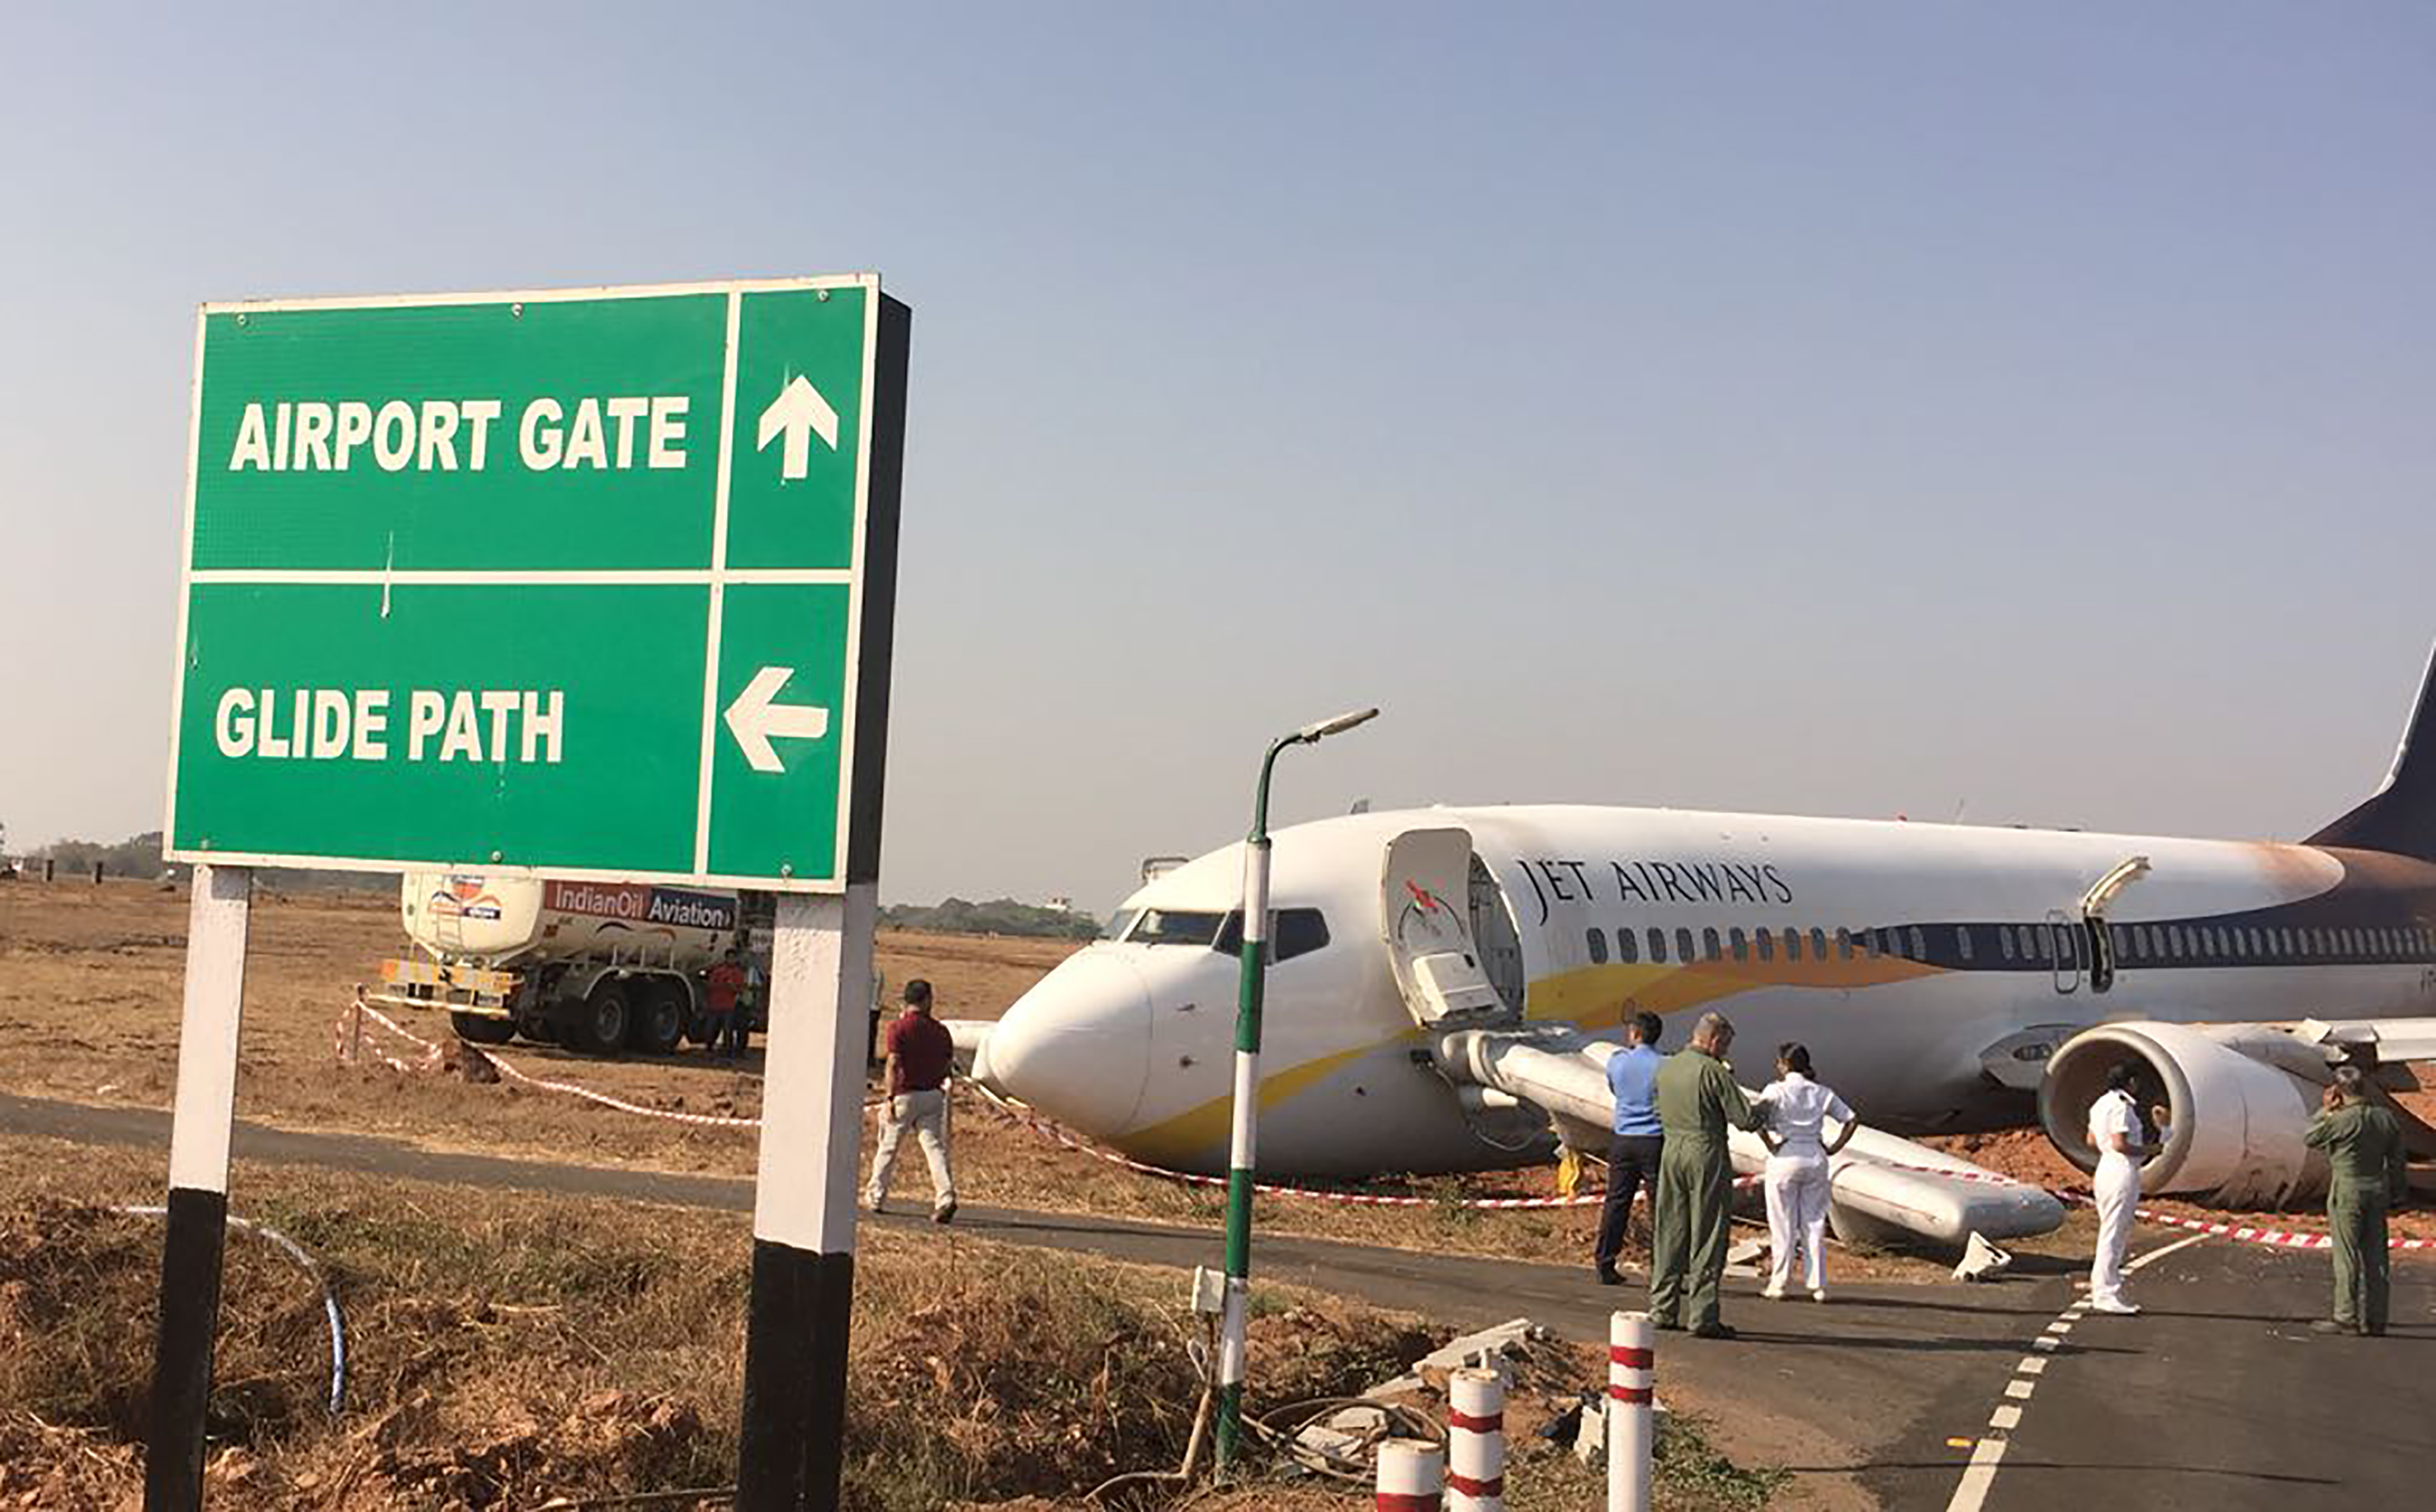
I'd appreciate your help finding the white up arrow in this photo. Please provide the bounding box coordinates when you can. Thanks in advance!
[723,665,832,773]
[755,374,840,481]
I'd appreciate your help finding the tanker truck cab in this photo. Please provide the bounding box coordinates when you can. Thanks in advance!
[377,871,749,1057]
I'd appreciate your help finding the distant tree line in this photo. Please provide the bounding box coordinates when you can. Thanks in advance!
[32,831,174,880]
[19,831,384,891]
[880,897,1102,940]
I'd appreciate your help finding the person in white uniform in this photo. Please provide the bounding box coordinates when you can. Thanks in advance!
[1752,1043,1858,1302]
[2086,1062,2157,1314]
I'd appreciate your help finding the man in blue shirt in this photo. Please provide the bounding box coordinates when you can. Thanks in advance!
[1593,1010,1667,1285]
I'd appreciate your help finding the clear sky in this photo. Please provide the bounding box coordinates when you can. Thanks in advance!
[3,4,2431,912]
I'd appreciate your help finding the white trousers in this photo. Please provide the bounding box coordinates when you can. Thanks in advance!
[1764,1153,1832,1292]
[2090,1152,2138,1305]
[869,1086,955,1209]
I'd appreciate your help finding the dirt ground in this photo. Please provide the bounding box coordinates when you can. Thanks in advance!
[4,878,2430,1288]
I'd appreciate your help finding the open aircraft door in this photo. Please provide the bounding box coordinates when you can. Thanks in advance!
[1382,828,1509,1028]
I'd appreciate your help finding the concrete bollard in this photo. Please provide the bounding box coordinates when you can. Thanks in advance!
[1447,1366,1506,1510]
[1608,1311,1654,1512]
[1375,1437,1444,1511]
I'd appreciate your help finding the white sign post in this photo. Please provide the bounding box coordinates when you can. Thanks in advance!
[734,887,880,1506]
[144,863,254,1510]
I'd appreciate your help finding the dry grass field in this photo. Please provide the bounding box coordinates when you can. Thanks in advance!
[0,1129,1793,1511]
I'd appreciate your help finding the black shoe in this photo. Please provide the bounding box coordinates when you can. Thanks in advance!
[2310,1319,2350,1335]
[1595,1267,1625,1286]
[1691,1323,1739,1341]
[932,1201,957,1225]
[1653,1317,1684,1332]
[2364,1326,2385,1337]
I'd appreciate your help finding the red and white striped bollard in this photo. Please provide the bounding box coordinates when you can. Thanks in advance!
[1609,1310,1654,1512]
[1447,1365,1505,1509]
[1376,1436,1444,1511]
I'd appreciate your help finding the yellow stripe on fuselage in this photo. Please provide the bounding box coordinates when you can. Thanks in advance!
[1119,1032,1422,1166]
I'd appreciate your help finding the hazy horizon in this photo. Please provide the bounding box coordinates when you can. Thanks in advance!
[5,4,2431,916]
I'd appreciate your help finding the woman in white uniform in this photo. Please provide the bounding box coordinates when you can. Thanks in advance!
[1753,1043,1858,1302]
[2085,1061,2155,1315]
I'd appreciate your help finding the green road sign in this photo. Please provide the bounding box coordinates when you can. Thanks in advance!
[164,278,909,890]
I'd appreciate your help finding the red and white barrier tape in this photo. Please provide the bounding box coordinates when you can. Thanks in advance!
[2050,1185,2433,1253]
[482,1053,763,1129]
[335,1000,445,1074]
[338,996,774,1129]
[338,1000,2428,1251]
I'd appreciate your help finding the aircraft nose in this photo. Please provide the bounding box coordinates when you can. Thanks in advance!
[983,950,1153,1133]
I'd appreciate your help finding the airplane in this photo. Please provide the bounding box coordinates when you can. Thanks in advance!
[965,641,2436,1241]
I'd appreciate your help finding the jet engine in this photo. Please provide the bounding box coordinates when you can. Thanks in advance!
[2038,1021,2330,1207]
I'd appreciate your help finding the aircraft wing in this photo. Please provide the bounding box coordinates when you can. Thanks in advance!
[940,1018,995,1078]
[2287,1016,2436,1065]
[1435,1028,2063,1245]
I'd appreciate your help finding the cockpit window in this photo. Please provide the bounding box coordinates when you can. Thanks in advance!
[1130,908,1227,947]
[1212,908,1333,963]
[1103,908,1140,942]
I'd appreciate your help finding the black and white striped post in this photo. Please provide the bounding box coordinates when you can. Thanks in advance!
[1212,706,1379,1470]
[144,862,254,1510]
[735,887,879,1510]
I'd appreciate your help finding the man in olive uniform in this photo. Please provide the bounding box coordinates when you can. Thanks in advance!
[1650,1011,1767,1338]
[2303,1065,2407,1336]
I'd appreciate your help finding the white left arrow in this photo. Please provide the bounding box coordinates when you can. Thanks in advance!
[724,665,831,773]
[755,374,840,481]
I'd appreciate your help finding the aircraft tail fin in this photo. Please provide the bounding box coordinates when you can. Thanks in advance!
[2309,639,2436,860]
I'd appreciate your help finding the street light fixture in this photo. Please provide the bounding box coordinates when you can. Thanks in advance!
[1213,705,1379,1471]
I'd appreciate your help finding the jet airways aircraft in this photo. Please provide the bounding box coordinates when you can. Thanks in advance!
[973,642,2436,1217]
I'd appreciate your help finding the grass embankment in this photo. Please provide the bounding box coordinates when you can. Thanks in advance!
[0,1130,1781,1510]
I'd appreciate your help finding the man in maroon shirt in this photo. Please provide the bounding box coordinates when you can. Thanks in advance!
[703,952,745,1058]
[867,978,957,1222]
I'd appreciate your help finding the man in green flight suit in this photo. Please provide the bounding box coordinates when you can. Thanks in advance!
[2303,1065,2408,1337]
[1650,1011,1767,1338]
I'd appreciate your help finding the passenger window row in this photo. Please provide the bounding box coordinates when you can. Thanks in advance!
[1580,917,2435,969]
[1582,922,1931,967]
[2115,920,2432,965]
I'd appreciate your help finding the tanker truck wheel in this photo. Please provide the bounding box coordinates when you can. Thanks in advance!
[632,982,687,1057]
[573,982,633,1056]
[448,1011,516,1046]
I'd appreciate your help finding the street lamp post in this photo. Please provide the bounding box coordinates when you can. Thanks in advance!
[1213,705,1379,1471]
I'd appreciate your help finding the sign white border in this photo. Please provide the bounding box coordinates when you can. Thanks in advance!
[161,274,888,894]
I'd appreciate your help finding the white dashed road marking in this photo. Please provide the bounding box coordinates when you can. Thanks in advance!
[1941,1234,2206,1512]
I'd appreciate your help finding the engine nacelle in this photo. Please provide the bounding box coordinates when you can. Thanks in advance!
[2039,1021,2330,1207]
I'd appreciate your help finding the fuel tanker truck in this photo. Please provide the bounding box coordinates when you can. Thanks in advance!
[374,872,772,1056]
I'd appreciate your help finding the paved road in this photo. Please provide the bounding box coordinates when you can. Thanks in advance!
[5,1090,2429,1508]
[1887,1235,2436,1510]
